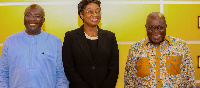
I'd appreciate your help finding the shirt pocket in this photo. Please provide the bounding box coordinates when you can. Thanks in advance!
[166,56,182,75]
[41,51,56,60]
[136,57,150,78]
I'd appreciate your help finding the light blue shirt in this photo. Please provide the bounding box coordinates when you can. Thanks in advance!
[0,30,69,88]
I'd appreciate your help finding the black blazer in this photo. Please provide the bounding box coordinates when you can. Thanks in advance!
[62,25,119,88]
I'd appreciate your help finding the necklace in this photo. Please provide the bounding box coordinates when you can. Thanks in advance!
[84,28,98,37]
[86,32,98,37]
[84,32,98,40]
[84,26,98,37]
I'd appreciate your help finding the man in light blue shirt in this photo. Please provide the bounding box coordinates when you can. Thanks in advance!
[0,4,69,88]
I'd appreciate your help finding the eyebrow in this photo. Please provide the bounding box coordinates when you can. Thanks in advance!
[25,13,41,15]
[86,8,101,10]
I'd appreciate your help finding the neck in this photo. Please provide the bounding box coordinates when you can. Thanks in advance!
[25,30,41,35]
[154,44,160,47]
[83,25,98,32]
[83,25,98,37]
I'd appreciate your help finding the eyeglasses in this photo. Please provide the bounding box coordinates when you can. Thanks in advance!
[86,10,101,15]
[146,25,166,32]
[25,14,43,19]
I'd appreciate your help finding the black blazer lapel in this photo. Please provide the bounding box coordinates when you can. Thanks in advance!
[75,26,94,64]
[94,28,108,63]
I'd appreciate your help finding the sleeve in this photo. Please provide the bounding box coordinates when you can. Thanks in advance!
[182,43,196,87]
[101,33,119,88]
[124,46,137,88]
[56,39,69,88]
[0,40,9,88]
[62,32,89,88]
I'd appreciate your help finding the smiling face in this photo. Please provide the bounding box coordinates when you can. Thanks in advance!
[24,4,45,35]
[146,12,167,46]
[80,2,101,27]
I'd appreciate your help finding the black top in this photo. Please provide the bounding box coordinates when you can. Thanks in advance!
[62,25,119,88]
[87,39,98,60]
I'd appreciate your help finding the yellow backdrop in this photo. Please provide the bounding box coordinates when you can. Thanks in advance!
[0,0,200,87]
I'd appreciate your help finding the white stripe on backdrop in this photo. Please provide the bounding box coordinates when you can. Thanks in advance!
[1,40,200,46]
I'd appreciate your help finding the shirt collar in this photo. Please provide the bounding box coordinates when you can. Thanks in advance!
[23,30,44,38]
[142,36,172,46]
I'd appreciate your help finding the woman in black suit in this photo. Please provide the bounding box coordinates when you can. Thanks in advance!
[62,0,119,88]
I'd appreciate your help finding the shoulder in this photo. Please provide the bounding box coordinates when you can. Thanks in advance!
[129,37,147,50]
[42,31,61,43]
[4,31,24,43]
[99,29,116,37]
[66,27,81,35]
[167,36,187,45]
[64,28,81,38]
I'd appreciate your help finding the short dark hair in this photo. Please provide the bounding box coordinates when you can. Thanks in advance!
[25,4,45,17]
[78,0,101,20]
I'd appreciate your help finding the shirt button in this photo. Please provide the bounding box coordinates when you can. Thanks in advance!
[174,58,176,61]
[92,66,95,70]
[157,69,159,71]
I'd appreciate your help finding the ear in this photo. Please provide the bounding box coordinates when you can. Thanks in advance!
[80,12,84,20]
[145,25,148,31]
[165,24,167,28]
[43,17,45,23]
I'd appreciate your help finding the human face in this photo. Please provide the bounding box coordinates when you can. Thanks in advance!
[146,18,166,46]
[24,6,45,35]
[80,2,101,27]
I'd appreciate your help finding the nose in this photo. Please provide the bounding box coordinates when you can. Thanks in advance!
[92,12,98,16]
[29,16,36,21]
[153,28,160,33]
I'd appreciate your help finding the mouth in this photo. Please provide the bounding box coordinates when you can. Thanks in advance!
[30,23,36,26]
[90,18,98,22]
[152,35,161,39]
[28,22,38,27]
